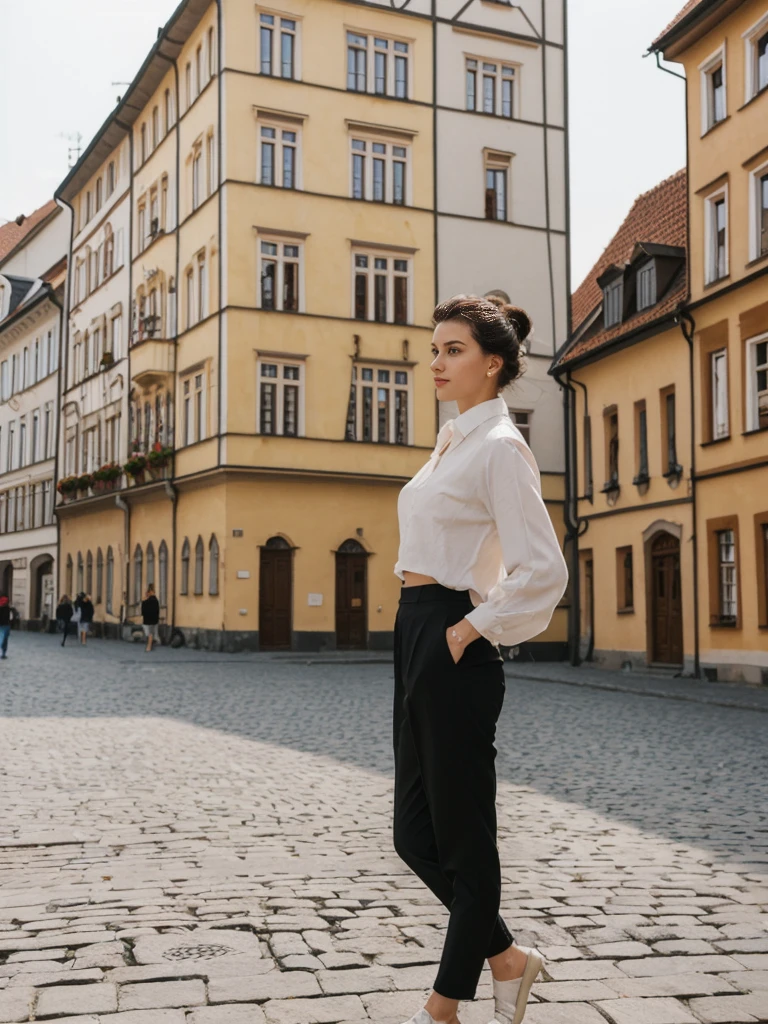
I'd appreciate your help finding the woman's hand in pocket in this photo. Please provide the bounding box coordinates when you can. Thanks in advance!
[445,618,481,664]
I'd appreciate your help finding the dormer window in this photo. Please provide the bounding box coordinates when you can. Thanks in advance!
[636,260,657,311]
[603,279,623,328]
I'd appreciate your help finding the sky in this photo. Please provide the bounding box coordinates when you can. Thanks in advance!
[0,0,687,290]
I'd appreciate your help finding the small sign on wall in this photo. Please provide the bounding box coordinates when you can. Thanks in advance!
[237,570,250,579]
[308,593,323,606]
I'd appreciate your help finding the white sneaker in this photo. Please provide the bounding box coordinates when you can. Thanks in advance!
[490,946,544,1024]
[400,1011,442,1024]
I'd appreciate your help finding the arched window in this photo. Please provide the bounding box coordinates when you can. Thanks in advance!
[133,544,143,605]
[96,548,104,604]
[86,550,93,595]
[76,552,84,594]
[104,224,114,279]
[106,547,114,614]
[66,553,73,596]
[209,534,219,595]
[180,537,190,595]
[146,542,155,589]
[194,536,204,595]
[159,540,168,607]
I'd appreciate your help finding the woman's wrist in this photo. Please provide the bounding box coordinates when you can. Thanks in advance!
[449,618,481,645]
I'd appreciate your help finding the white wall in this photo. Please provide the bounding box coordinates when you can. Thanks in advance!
[0,207,70,280]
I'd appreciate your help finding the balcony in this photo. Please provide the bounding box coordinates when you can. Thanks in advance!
[131,324,174,388]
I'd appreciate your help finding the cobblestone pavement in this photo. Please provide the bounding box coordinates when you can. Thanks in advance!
[0,633,767,1024]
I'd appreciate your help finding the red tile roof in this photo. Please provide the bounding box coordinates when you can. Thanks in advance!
[0,201,57,263]
[651,0,709,48]
[558,168,688,367]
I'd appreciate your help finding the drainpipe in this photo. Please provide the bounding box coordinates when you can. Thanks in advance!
[163,478,177,632]
[49,282,66,610]
[675,307,701,680]
[115,493,130,626]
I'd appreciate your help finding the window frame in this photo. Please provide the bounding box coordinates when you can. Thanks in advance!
[711,348,730,440]
[742,11,768,102]
[704,184,729,284]
[259,9,301,81]
[258,119,302,190]
[351,247,413,325]
[257,234,305,313]
[348,133,410,206]
[636,260,657,311]
[345,363,412,446]
[745,330,768,433]
[748,158,768,262]
[256,357,305,438]
[346,30,411,99]
[699,44,727,134]
[603,278,623,328]
[465,54,518,118]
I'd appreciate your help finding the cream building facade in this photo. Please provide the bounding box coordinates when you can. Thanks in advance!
[0,205,69,625]
[55,0,568,653]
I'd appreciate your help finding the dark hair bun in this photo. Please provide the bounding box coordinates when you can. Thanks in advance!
[501,304,532,343]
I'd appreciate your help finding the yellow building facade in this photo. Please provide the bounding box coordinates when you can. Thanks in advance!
[55,0,569,653]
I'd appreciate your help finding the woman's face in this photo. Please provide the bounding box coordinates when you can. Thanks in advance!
[430,319,502,408]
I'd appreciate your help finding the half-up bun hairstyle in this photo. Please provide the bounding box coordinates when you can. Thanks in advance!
[432,293,531,391]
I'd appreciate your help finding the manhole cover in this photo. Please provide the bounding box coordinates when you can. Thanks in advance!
[163,943,237,961]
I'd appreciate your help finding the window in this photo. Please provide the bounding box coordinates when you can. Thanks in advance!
[182,371,206,445]
[700,47,726,132]
[746,332,768,432]
[106,161,115,197]
[105,547,114,614]
[192,148,202,210]
[146,542,155,590]
[95,178,103,212]
[110,313,122,361]
[603,409,619,490]
[197,252,207,322]
[711,349,729,440]
[77,552,84,594]
[617,546,634,612]
[152,106,159,149]
[140,123,147,164]
[260,12,298,79]
[258,360,303,436]
[260,125,298,189]
[185,62,192,108]
[347,32,409,97]
[603,279,623,328]
[633,401,649,484]
[206,133,216,195]
[259,238,302,312]
[194,536,204,595]
[209,535,219,595]
[159,540,168,608]
[195,44,203,97]
[180,537,190,595]
[208,26,216,77]
[749,164,768,262]
[705,187,728,283]
[133,545,143,606]
[485,164,507,221]
[345,364,410,445]
[66,554,73,597]
[717,527,738,624]
[104,227,114,278]
[31,411,39,465]
[466,57,516,117]
[350,137,408,204]
[18,419,26,468]
[138,205,147,254]
[661,387,681,478]
[507,410,530,445]
[636,261,657,310]
[353,251,410,324]
[86,550,93,595]
[164,89,174,134]
[744,14,768,100]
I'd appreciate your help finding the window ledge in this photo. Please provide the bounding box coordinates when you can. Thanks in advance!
[701,113,730,138]
[746,250,768,270]
[662,465,684,480]
[701,434,731,447]
[703,273,730,290]
[742,426,768,436]
[737,83,768,112]
[709,618,740,629]
[617,607,635,615]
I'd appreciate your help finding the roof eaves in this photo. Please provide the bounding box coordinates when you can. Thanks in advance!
[649,0,730,55]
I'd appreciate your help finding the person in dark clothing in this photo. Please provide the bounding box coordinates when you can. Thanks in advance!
[56,595,74,647]
[0,595,11,659]
[141,584,160,652]
[75,592,95,646]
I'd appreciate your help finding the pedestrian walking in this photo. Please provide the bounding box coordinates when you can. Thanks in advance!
[393,296,569,1024]
[141,584,160,652]
[74,592,94,646]
[56,595,74,647]
[0,594,11,659]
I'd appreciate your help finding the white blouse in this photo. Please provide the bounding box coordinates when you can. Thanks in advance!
[394,396,568,647]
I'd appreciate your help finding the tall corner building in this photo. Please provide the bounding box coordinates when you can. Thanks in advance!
[54,0,568,653]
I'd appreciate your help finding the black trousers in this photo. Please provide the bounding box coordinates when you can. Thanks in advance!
[392,583,515,1001]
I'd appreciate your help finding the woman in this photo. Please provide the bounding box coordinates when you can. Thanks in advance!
[56,595,74,647]
[393,296,568,1024]
[75,592,95,646]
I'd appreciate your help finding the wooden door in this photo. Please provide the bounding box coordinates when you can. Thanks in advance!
[335,540,368,650]
[259,537,292,650]
[650,533,683,664]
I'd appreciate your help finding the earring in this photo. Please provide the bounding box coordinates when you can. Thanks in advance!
[487,370,493,376]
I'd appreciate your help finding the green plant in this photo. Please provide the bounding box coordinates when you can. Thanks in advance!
[77,473,94,491]
[57,475,79,495]
[124,452,147,477]
[147,442,173,468]
[93,461,122,482]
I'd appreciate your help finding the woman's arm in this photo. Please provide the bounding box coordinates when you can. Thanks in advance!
[462,436,568,648]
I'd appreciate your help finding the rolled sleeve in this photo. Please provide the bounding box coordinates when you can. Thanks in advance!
[464,437,569,647]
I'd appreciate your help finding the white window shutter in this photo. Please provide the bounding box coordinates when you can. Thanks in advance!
[116,228,124,268]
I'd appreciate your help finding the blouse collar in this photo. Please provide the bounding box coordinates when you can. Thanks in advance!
[436,396,509,452]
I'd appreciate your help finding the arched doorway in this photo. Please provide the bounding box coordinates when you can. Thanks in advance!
[0,562,13,604]
[335,539,368,650]
[30,555,55,622]
[649,532,683,665]
[259,536,293,650]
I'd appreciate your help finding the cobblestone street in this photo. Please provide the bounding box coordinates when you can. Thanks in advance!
[1,633,767,1024]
